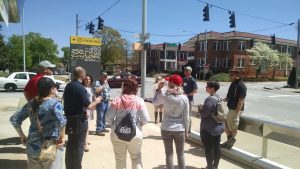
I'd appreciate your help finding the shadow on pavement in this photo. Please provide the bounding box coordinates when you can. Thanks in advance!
[0,137,21,145]
[0,159,28,169]
[152,165,199,169]
[0,147,26,154]
[144,135,162,140]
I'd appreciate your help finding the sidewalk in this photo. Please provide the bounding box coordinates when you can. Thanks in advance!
[0,96,247,169]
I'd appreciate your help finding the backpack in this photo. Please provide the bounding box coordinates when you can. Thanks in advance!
[211,96,228,123]
[114,98,136,142]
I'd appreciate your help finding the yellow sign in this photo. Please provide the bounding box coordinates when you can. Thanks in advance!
[70,36,101,46]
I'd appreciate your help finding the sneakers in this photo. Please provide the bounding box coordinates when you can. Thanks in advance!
[102,128,110,132]
[227,137,236,149]
[96,131,105,136]
[220,137,236,149]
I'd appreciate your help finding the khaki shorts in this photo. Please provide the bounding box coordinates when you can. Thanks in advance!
[226,109,242,131]
[154,104,164,111]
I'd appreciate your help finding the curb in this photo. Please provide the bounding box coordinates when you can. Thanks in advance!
[188,131,291,169]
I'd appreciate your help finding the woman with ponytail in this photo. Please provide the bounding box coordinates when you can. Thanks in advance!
[10,77,67,169]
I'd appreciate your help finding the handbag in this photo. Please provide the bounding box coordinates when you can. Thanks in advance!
[39,140,57,161]
[33,101,59,162]
[114,98,136,142]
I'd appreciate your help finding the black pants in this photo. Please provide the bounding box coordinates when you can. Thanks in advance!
[200,130,221,169]
[65,120,88,169]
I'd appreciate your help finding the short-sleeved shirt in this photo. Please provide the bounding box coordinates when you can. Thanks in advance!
[23,73,43,100]
[183,77,198,101]
[63,80,91,117]
[10,98,66,158]
[226,79,247,111]
[94,80,111,102]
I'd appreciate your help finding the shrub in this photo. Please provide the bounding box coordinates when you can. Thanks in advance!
[0,72,9,77]
[209,73,230,82]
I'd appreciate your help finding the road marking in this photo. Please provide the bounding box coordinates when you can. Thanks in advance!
[268,95,300,98]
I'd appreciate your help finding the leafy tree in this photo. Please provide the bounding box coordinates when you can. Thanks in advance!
[61,46,70,71]
[0,34,9,71]
[247,42,293,78]
[94,27,128,69]
[6,34,32,71]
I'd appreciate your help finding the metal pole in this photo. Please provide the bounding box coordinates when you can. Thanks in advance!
[22,7,26,72]
[76,14,79,36]
[204,30,208,65]
[140,0,147,98]
[295,19,300,88]
[125,50,128,72]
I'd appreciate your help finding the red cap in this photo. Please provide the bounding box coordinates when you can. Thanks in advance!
[165,75,183,86]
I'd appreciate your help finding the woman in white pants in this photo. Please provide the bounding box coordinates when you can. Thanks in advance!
[106,79,149,169]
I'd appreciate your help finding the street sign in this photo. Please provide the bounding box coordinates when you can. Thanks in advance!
[70,36,102,80]
[166,43,177,47]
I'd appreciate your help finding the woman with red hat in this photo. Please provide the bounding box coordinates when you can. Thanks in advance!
[153,74,190,169]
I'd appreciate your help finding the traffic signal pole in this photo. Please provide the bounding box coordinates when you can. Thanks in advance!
[76,14,79,36]
[140,0,147,98]
[205,30,208,65]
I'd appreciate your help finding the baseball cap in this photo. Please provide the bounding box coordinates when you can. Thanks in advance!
[39,60,56,68]
[184,66,192,72]
[165,74,183,86]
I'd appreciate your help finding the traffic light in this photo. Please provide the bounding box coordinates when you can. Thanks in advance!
[203,4,209,22]
[229,12,236,28]
[163,42,166,50]
[250,39,254,48]
[178,43,181,51]
[89,22,95,34]
[98,17,104,30]
[271,34,276,45]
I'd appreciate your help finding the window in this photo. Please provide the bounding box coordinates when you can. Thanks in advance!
[239,41,246,51]
[197,58,205,67]
[279,46,286,53]
[237,57,245,68]
[198,42,205,51]
[214,41,222,51]
[222,58,231,68]
[214,58,222,67]
[167,51,176,59]
[14,73,27,79]
[287,47,294,54]
[160,51,165,59]
[223,41,230,51]
[29,74,35,79]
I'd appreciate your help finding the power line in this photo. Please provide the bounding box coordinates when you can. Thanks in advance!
[196,0,289,25]
[251,23,296,33]
[78,0,122,28]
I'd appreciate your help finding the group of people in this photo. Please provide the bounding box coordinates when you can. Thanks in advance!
[9,60,247,169]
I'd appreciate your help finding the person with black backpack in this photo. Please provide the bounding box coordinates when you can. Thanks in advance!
[200,81,225,169]
[106,79,149,169]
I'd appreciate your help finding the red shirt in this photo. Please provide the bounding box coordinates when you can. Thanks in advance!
[24,73,44,100]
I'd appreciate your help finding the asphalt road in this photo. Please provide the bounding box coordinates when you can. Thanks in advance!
[1,79,299,128]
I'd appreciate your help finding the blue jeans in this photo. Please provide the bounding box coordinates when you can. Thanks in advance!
[65,120,88,169]
[96,101,109,131]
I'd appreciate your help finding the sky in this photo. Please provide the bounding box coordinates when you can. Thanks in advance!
[1,0,300,56]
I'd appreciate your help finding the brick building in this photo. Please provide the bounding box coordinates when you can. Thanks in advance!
[183,31,298,77]
[146,43,195,73]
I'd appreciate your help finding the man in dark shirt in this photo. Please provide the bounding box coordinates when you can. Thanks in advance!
[221,68,247,149]
[183,66,198,132]
[63,66,101,169]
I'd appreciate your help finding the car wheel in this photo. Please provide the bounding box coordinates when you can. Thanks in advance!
[5,83,17,92]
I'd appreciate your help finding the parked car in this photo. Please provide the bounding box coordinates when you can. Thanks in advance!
[0,72,66,92]
[107,73,141,88]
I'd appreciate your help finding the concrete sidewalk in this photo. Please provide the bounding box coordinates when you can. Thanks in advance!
[0,97,247,169]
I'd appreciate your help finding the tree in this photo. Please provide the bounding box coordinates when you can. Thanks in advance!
[247,42,293,78]
[94,27,128,70]
[0,34,9,71]
[61,47,70,71]
[7,34,32,71]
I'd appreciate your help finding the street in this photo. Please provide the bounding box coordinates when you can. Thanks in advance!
[2,79,299,129]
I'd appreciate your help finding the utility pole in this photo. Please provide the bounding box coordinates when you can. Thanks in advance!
[204,30,208,65]
[295,19,300,88]
[76,14,79,36]
[22,6,26,72]
[140,0,147,98]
